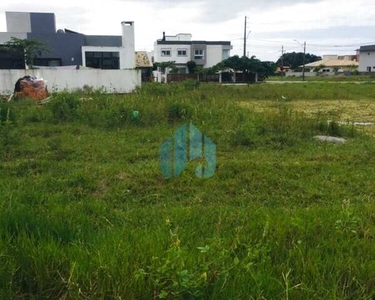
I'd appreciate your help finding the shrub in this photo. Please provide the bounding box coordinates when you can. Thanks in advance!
[0,103,16,124]
[48,93,81,122]
[167,102,193,123]
[183,79,200,91]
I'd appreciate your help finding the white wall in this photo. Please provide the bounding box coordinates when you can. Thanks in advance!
[206,45,224,68]
[359,51,375,72]
[165,34,192,42]
[0,69,141,94]
[121,21,136,69]
[285,72,320,77]
[154,43,191,65]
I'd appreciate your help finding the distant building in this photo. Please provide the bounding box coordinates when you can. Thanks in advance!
[358,45,375,73]
[276,66,291,73]
[0,11,136,70]
[153,32,232,74]
[303,55,358,73]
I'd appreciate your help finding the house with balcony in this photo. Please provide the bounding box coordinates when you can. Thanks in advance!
[153,32,232,74]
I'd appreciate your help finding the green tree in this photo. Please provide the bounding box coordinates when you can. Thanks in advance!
[212,55,275,79]
[5,37,50,69]
[186,61,197,74]
[276,52,321,69]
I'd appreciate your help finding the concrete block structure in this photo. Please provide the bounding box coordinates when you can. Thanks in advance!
[0,11,136,70]
[358,45,375,73]
[153,33,232,74]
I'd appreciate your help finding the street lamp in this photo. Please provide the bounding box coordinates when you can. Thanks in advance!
[294,39,306,81]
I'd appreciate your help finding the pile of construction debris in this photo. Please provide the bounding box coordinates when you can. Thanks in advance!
[10,76,49,102]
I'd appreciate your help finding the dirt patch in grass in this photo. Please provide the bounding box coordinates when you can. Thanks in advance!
[239,99,375,135]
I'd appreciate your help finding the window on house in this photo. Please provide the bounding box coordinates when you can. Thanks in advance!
[161,49,171,57]
[85,51,120,69]
[194,49,204,60]
[0,45,25,69]
[177,49,187,56]
[222,50,230,60]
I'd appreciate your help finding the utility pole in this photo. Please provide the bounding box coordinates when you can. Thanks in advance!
[302,41,306,81]
[243,16,247,57]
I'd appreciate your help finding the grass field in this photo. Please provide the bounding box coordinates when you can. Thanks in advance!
[267,75,375,82]
[1,82,375,299]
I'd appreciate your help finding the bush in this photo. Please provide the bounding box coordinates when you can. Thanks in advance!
[183,79,200,90]
[0,103,16,124]
[167,102,193,123]
[48,93,81,122]
[0,122,20,158]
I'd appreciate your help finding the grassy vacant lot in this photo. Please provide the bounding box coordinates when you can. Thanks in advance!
[267,75,375,82]
[1,82,375,299]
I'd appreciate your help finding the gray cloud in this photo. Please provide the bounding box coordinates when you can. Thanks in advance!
[124,0,321,23]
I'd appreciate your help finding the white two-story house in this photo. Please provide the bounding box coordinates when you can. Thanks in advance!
[153,32,232,73]
[358,45,375,73]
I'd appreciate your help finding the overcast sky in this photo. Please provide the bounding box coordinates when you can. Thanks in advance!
[1,0,375,61]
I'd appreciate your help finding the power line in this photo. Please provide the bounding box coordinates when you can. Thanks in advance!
[232,36,375,48]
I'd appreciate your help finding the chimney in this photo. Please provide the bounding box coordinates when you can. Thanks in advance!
[163,31,166,41]
[121,21,135,69]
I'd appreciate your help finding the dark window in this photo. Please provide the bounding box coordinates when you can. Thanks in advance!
[194,49,204,60]
[85,51,120,69]
[177,49,187,56]
[161,49,171,57]
[34,58,62,67]
[0,45,25,69]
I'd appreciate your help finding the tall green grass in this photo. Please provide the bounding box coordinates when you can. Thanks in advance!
[0,83,375,299]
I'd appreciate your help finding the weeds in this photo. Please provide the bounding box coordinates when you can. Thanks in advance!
[0,83,375,299]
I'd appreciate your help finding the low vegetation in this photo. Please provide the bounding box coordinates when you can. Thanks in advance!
[0,83,375,299]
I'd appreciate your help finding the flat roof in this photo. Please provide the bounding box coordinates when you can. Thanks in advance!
[157,40,231,46]
[359,45,375,51]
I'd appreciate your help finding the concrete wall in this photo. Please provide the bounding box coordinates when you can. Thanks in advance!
[154,43,191,65]
[27,32,85,66]
[6,12,56,34]
[0,32,27,44]
[285,72,319,77]
[30,13,56,34]
[191,43,207,66]
[84,35,122,47]
[206,45,224,68]
[6,12,31,33]
[0,69,141,94]
[121,22,135,69]
[359,51,375,72]
[165,34,192,42]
